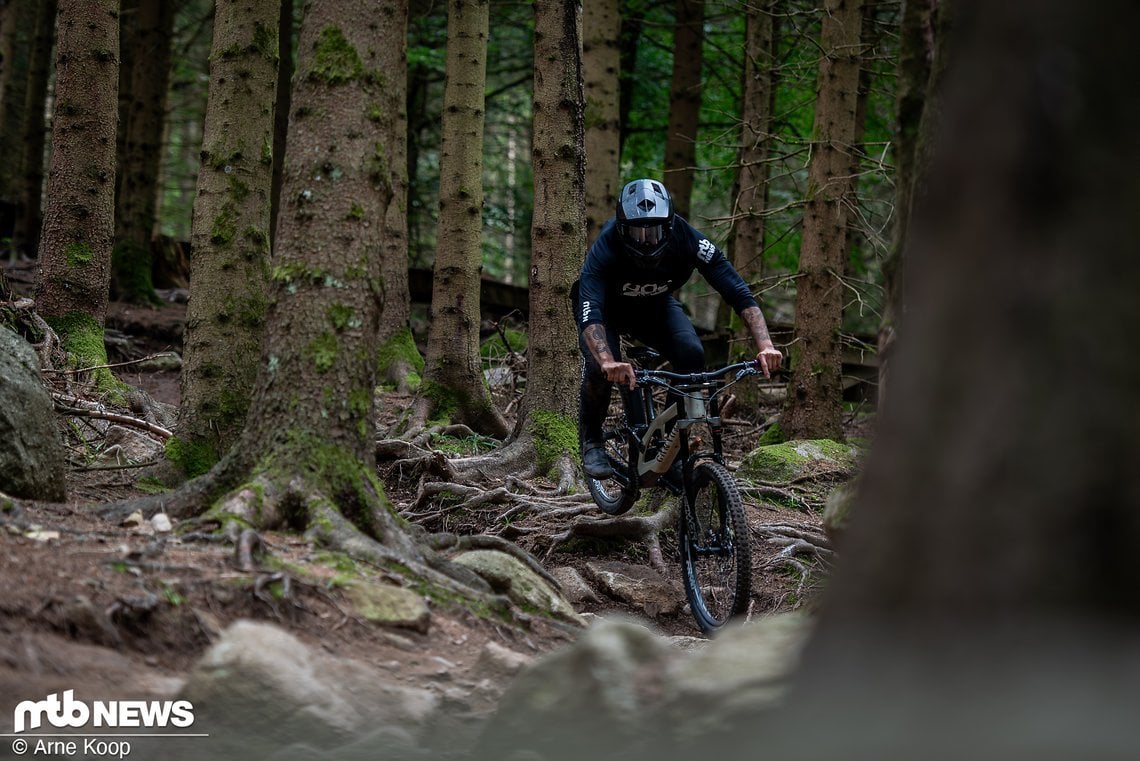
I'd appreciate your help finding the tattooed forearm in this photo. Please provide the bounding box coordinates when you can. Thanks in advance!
[741,306,773,346]
[583,324,613,363]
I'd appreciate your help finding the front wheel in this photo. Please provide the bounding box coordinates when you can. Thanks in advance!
[679,461,752,633]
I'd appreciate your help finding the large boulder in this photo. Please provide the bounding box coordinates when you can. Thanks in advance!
[738,438,863,484]
[0,327,66,500]
[474,613,811,760]
[176,620,440,760]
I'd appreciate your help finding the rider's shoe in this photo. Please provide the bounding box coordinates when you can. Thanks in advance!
[582,442,613,479]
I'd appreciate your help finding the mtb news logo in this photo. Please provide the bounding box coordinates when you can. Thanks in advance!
[12,690,195,733]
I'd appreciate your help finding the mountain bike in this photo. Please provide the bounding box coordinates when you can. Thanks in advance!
[585,346,758,633]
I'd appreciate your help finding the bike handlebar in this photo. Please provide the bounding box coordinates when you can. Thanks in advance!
[633,359,761,388]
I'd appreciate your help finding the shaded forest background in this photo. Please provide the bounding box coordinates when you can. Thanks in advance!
[0,0,897,348]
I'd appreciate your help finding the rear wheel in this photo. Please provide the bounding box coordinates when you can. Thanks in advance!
[679,461,752,633]
[585,385,639,515]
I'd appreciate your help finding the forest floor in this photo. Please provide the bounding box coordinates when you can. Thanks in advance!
[0,263,871,748]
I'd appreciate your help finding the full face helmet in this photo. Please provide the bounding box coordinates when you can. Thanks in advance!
[616,179,674,268]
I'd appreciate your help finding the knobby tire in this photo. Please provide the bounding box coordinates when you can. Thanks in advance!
[679,461,752,633]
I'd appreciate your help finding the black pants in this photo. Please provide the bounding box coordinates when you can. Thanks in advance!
[574,288,705,445]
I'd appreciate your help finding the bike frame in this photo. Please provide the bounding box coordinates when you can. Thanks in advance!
[620,360,759,492]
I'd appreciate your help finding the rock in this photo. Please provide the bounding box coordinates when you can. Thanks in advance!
[151,513,173,533]
[738,438,863,484]
[453,550,584,625]
[474,640,533,681]
[475,616,675,760]
[0,326,66,500]
[136,351,182,372]
[548,565,600,604]
[476,613,814,760]
[177,620,440,759]
[102,424,164,464]
[343,580,431,633]
[660,612,811,737]
[583,560,684,618]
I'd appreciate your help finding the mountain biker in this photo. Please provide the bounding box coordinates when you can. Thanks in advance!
[573,178,783,479]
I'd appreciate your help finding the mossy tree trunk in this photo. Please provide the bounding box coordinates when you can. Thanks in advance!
[516,0,586,482]
[582,0,620,247]
[745,2,1140,755]
[111,0,174,305]
[98,0,481,601]
[200,0,423,565]
[781,0,865,441]
[172,0,278,478]
[373,0,423,393]
[415,0,509,438]
[663,0,703,219]
[35,0,121,395]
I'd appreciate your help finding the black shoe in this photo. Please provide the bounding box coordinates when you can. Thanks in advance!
[582,443,613,479]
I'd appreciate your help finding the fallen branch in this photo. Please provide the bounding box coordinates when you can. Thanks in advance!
[51,393,173,440]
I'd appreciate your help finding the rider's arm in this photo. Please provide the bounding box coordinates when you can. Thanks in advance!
[578,229,636,389]
[683,224,782,377]
[741,305,782,377]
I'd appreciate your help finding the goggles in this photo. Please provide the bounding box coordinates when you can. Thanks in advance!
[621,223,667,250]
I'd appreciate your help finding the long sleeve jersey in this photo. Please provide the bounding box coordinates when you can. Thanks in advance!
[576,216,759,330]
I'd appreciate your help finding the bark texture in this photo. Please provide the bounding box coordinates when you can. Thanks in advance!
[582,0,620,245]
[663,0,703,218]
[520,0,585,475]
[112,0,175,304]
[782,0,865,440]
[36,0,119,354]
[175,0,279,469]
[419,0,508,437]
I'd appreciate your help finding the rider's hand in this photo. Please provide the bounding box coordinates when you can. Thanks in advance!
[601,360,636,389]
[756,347,782,378]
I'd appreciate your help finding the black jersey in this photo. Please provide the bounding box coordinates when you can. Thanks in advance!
[576,216,758,330]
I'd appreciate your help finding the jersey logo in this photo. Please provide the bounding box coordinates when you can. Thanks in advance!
[622,282,671,298]
[697,237,716,263]
[581,300,591,323]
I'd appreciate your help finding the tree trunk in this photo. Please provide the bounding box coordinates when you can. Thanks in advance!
[519,0,585,478]
[112,0,175,305]
[781,0,865,441]
[582,0,620,246]
[743,1,1140,756]
[0,0,35,214]
[12,0,55,258]
[268,0,293,247]
[35,0,121,394]
[722,0,777,385]
[173,0,278,476]
[663,0,703,219]
[206,0,420,565]
[373,0,423,393]
[418,0,509,438]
